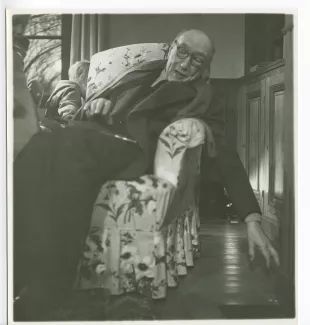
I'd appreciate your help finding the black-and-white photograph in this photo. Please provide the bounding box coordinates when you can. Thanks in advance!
[9,12,295,322]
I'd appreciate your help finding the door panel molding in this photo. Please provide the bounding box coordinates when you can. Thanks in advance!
[245,85,263,207]
[268,82,285,218]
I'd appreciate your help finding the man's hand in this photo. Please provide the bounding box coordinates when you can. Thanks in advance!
[83,98,112,121]
[246,215,280,268]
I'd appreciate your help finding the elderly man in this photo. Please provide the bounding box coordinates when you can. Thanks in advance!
[81,29,279,268]
[14,29,278,320]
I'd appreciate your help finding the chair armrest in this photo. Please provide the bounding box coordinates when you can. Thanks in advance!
[92,175,176,232]
[154,118,206,187]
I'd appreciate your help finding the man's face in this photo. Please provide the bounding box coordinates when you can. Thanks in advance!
[165,31,212,82]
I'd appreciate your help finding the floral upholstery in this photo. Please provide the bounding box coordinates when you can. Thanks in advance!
[74,44,207,299]
[86,43,169,98]
[74,118,205,299]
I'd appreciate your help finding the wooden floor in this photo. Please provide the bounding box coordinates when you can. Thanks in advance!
[155,218,285,320]
[23,218,288,321]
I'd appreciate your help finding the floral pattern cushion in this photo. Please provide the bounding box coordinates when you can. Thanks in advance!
[155,119,204,281]
[74,115,206,299]
[75,176,175,299]
[86,43,169,98]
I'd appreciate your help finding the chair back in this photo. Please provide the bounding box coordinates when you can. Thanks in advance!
[87,43,169,98]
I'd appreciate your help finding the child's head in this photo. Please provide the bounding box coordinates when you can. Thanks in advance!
[68,61,90,98]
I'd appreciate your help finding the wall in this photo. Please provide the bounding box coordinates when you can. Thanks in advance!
[106,14,245,79]
[211,79,240,148]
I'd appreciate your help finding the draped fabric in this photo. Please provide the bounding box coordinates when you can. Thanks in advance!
[74,118,205,299]
[70,14,109,65]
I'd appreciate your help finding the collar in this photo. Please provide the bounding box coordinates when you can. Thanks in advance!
[151,69,167,88]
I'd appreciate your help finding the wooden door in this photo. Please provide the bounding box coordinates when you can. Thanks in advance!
[244,79,265,210]
[262,66,285,241]
[237,84,247,166]
[275,15,295,317]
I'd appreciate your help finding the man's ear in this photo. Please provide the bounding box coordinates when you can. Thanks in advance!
[165,43,173,59]
[163,43,171,59]
[202,63,211,81]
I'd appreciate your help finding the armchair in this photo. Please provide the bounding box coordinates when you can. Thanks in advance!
[73,44,207,299]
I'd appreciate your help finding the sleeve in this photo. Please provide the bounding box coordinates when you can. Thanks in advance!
[215,143,262,220]
[58,88,82,119]
[202,89,262,221]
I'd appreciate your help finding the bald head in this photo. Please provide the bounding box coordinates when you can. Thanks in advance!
[175,29,215,61]
[164,29,215,82]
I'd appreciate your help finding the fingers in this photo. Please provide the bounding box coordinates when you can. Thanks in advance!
[248,237,255,262]
[94,98,103,115]
[102,99,113,116]
[83,98,112,119]
[83,101,90,113]
[268,244,280,267]
[247,221,280,269]
[259,238,281,269]
[254,228,271,268]
[260,244,271,269]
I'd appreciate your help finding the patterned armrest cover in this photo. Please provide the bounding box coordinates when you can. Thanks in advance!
[154,118,206,225]
[74,46,209,299]
[86,43,169,98]
[154,118,206,186]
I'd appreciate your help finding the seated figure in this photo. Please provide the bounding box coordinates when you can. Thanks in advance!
[13,29,279,321]
[44,60,90,121]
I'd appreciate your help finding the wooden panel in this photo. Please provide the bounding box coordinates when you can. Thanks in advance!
[275,14,295,316]
[268,81,285,218]
[273,90,284,198]
[237,84,247,166]
[245,14,285,74]
[248,97,260,191]
[211,79,240,150]
[245,80,262,205]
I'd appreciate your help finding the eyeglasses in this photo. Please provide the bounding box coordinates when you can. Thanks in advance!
[174,40,207,68]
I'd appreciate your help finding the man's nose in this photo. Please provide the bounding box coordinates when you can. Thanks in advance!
[180,56,191,70]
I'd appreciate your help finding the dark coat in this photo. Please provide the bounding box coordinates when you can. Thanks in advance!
[201,90,261,219]
[75,60,213,179]
[13,59,260,314]
[76,59,261,219]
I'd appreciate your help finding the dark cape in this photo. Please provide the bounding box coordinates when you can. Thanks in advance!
[73,59,215,178]
[73,59,261,219]
[13,59,216,319]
